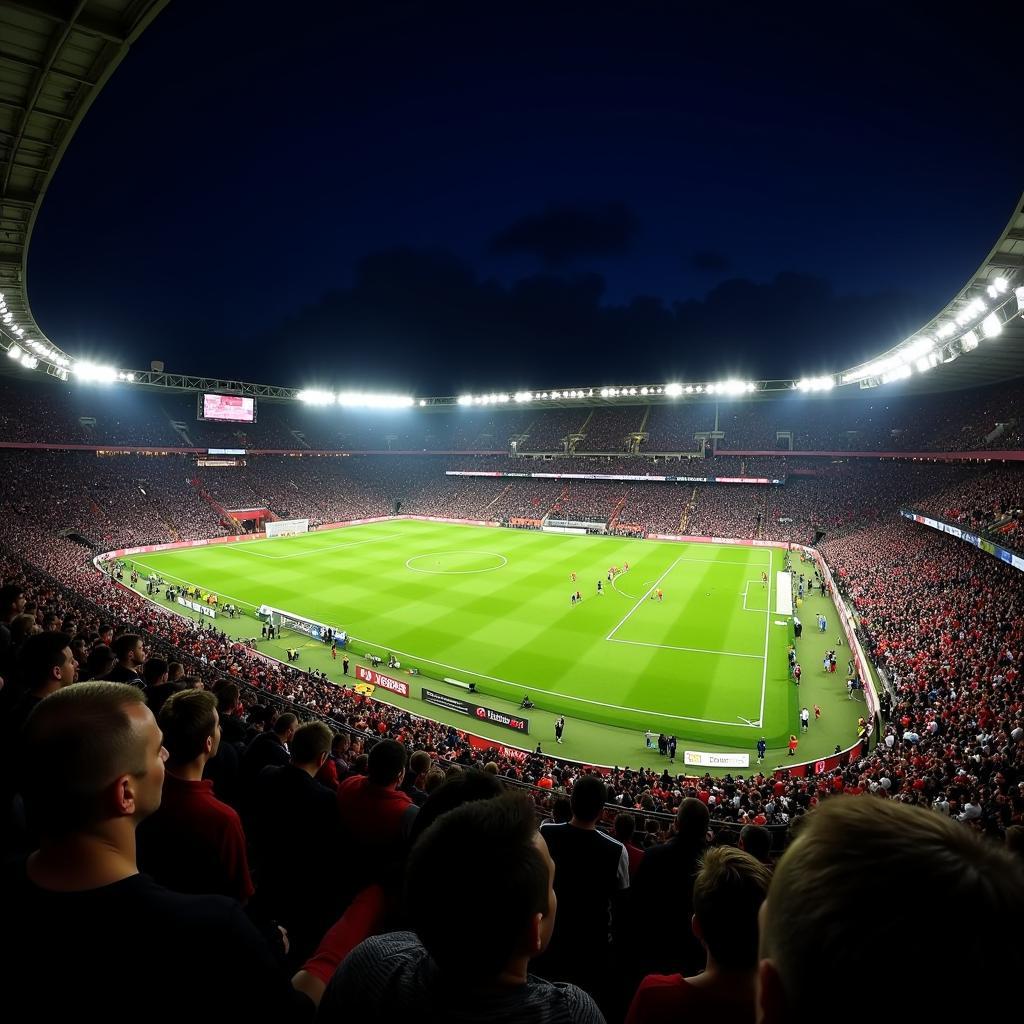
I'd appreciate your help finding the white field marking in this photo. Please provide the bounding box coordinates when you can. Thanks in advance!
[606,557,682,640]
[607,637,765,660]
[405,551,508,575]
[757,550,773,729]
[128,559,754,728]
[610,572,653,602]
[224,532,403,560]
[742,580,771,612]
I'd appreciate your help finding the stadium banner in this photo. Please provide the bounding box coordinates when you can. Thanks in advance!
[445,470,783,484]
[265,518,309,538]
[355,665,409,698]
[176,596,217,619]
[684,750,749,768]
[421,687,529,733]
[901,508,1024,573]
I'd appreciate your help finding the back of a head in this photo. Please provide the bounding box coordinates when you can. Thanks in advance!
[291,720,333,765]
[17,631,72,692]
[693,847,770,970]
[761,799,1024,1023]
[410,768,505,842]
[614,812,636,843]
[272,712,298,737]
[82,644,116,681]
[675,796,711,847]
[551,796,572,823]
[367,738,407,786]
[406,794,548,978]
[21,682,148,837]
[408,749,432,777]
[739,823,772,863]
[570,774,608,823]
[142,657,168,688]
[159,689,217,763]
[215,682,240,715]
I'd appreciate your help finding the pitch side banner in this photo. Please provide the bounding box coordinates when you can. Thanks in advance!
[421,687,529,733]
[901,509,1024,574]
[684,750,749,768]
[355,665,409,698]
[446,470,782,485]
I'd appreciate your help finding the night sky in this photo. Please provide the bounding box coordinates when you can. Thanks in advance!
[27,1,1023,394]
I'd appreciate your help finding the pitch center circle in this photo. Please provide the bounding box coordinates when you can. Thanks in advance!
[406,550,508,575]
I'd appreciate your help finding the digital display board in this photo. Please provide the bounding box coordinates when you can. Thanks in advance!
[197,394,256,422]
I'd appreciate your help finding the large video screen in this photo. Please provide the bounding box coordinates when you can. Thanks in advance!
[198,394,256,423]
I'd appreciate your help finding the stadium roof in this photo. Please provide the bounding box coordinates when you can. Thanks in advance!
[0,0,169,371]
[0,0,1020,402]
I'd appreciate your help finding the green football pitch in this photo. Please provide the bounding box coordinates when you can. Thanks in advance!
[125,519,861,769]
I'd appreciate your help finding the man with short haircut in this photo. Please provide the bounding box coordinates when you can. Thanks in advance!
[318,794,603,1023]
[242,711,297,786]
[137,689,253,902]
[536,775,629,1001]
[3,682,314,1020]
[250,721,344,964]
[613,812,646,879]
[625,797,710,981]
[738,822,773,864]
[626,847,770,1024]
[401,749,432,806]
[106,633,146,688]
[142,656,168,693]
[6,632,78,732]
[757,799,1024,1024]
[336,739,418,875]
[0,583,26,687]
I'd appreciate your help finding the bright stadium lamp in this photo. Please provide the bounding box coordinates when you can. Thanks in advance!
[8,344,21,359]
[665,382,683,397]
[993,276,1008,293]
[297,389,336,404]
[981,313,1002,339]
[961,330,980,351]
[1016,286,1024,315]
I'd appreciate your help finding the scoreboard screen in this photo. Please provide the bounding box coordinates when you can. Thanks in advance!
[198,394,256,423]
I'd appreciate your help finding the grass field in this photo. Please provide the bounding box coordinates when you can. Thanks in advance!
[125,519,862,768]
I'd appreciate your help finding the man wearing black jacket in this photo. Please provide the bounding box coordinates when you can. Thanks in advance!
[3,682,313,1021]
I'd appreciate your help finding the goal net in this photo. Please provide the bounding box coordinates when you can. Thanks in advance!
[265,518,309,538]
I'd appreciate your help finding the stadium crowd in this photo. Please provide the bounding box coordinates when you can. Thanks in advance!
[3,381,1024,1021]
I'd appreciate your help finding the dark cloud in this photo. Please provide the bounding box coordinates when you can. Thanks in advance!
[250,249,933,392]
[490,202,639,266]
[691,250,733,274]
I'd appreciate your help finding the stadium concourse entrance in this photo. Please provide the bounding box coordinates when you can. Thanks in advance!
[226,507,273,533]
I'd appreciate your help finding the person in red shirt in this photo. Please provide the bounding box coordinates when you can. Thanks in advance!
[626,847,770,1024]
[137,688,254,903]
[788,735,798,757]
[613,812,646,879]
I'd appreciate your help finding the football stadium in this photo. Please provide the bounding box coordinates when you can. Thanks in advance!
[1,3,1023,1022]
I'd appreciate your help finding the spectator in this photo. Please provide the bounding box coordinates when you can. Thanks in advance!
[106,632,146,688]
[626,846,771,1024]
[613,812,646,879]
[79,643,115,681]
[318,794,603,1023]
[625,797,709,981]
[3,682,314,1020]
[738,822,772,864]
[536,775,629,1005]
[249,720,344,964]
[137,689,254,903]
[758,798,1024,1024]
[316,732,351,790]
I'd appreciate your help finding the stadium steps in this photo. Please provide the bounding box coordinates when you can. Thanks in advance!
[482,482,513,514]
[680,487,697,532]
[608,492,628,530]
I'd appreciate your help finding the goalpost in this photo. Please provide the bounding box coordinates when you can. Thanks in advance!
[265,518,310,538]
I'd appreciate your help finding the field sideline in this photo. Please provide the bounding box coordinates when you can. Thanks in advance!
[126,519,859,763]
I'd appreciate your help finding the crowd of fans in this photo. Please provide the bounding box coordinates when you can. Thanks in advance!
[2,419,1024,1019]
[5,373,1021,454]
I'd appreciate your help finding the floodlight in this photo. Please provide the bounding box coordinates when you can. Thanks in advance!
[994,276,1008,293]
[665,382,683,397]
[961,331,979,351]
[981,313,1002,339]
[7,344,21,359]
